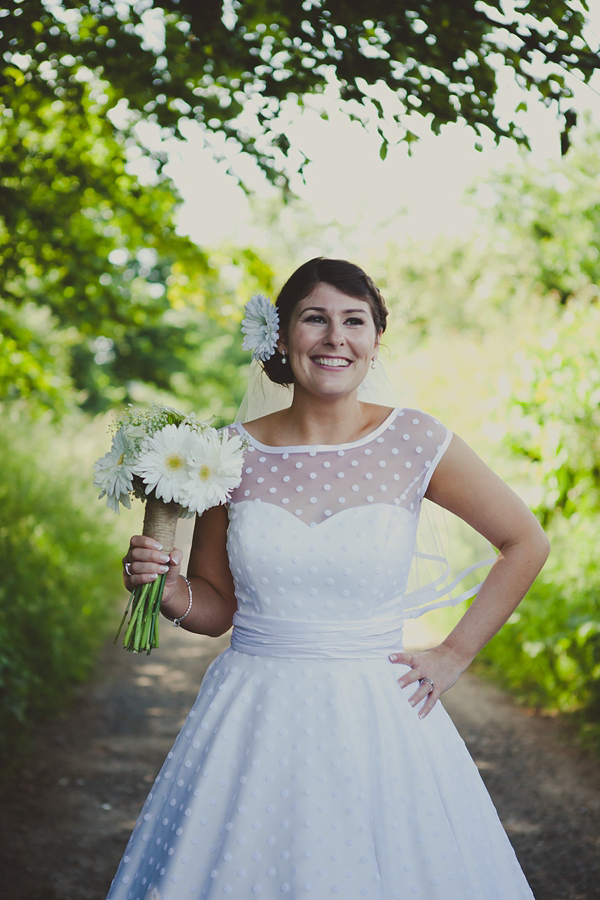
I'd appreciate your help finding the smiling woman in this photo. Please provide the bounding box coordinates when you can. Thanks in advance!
[262,257,388,389]
[109,257,549,900]
[280,285,381,405]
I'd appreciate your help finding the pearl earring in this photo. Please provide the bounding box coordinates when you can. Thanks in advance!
[371,358,377,369]
[281,351,287,365]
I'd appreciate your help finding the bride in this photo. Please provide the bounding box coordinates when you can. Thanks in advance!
[110,257,549,899]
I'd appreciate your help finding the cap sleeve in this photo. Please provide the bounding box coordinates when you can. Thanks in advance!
[419,419,452,498]
[392,409,452,501]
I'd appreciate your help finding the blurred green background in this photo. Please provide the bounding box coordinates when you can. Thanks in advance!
[1,1,599,760]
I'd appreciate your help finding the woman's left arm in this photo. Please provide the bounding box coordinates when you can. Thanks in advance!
[390,434,550,718]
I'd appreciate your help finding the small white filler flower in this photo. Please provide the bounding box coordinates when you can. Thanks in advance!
[241,293,280,361]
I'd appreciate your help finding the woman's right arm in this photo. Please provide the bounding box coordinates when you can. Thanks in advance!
[123,503,237,637]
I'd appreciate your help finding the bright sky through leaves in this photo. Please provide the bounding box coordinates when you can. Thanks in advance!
[157,5,600,255]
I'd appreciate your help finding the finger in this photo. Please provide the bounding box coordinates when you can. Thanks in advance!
[123,544,184,593]
[123,555,172,591]
[125,542,173,568]
[388,652,415,667]
[390,659,424,689]
[124,550,171,570]
[168,549,183,568]
[408,682,434,708]
[418,690,438,719]
[123,570,162,591]
[130,535,165,551]
[398,669,424,689]
[388,652,419,687]
[133,541,182,566]
[127,561,171,577]
[124,566,168,587]
[164,549,183,582]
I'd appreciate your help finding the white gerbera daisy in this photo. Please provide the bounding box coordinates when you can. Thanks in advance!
[241,293,279,361]
[94,427,135,513]
[135,423,197,504]
[182,431,245,515]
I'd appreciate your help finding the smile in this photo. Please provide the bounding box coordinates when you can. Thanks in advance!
[311,357,352,368]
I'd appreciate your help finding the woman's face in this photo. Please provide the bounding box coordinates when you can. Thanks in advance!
[281,283,381,400]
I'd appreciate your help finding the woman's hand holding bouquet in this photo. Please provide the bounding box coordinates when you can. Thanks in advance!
[94,405,244,653]
[122,534,184,616]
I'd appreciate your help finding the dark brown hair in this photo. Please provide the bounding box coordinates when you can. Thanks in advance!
[263,257,388,385]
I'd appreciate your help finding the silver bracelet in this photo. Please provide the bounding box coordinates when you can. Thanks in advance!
[172,576,193,627]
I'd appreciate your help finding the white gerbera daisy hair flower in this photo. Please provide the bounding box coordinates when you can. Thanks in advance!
[241,293,279,361]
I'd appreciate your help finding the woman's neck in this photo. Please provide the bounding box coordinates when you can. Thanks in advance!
[268,391,384,446]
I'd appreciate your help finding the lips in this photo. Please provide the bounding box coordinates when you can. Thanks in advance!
[311,356,352,368]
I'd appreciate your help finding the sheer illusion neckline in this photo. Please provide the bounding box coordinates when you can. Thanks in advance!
[235,407,401,454]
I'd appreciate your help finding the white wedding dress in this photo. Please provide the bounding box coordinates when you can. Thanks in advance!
[107,408,534,899]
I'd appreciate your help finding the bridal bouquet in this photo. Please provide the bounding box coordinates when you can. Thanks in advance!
[94,405,244,654]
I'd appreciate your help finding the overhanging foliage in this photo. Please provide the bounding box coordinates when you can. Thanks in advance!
[2,1,598,178]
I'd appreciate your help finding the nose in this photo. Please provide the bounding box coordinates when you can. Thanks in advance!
[324,320,345,347]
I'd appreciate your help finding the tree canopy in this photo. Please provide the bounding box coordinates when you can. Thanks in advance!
[1,0,598,409]
[3,1,598,175]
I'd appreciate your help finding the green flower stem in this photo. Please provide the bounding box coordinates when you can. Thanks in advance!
[115,573,166,654]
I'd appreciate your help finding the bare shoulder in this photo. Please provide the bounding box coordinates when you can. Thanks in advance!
[242,410,288,443]
[361,402,395,430]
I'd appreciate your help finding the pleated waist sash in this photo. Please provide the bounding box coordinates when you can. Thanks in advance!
[230,610,404,659]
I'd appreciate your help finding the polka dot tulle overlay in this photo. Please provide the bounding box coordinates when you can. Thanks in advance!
[107,409,534,899]
[228,409,448,527]
[108,654,533,899]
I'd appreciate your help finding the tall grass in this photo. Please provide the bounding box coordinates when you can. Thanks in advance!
[0,413,128,761]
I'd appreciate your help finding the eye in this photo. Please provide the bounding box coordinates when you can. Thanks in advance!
[302,314,326,324]
[345,317,366,326]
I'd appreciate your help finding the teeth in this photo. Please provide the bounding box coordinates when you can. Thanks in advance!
[313,357,350,368]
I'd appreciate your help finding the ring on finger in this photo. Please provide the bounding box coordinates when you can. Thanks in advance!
[419,677,434,693]
[124,562,132,577]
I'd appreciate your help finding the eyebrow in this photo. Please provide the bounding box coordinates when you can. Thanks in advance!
[301,306,368,314]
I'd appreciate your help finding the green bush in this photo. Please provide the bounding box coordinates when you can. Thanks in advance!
[476,302,600,747]
[404,299,600,749]
[477,514,600,730]
[0,416,125,761]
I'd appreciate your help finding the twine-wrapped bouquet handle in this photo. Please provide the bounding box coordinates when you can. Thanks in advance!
[142,497,180,553]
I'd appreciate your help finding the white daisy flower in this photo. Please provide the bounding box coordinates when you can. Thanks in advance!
[241,293,279,361]
[135,423,197,504]
[182,431,245,515]
[94,427,135,513]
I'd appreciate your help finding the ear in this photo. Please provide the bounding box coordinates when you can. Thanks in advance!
[374,330,382,352]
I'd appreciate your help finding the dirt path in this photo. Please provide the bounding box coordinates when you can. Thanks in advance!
[1,621,598,900]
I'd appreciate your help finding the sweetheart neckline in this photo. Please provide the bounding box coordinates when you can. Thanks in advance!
[228,498,415,531]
